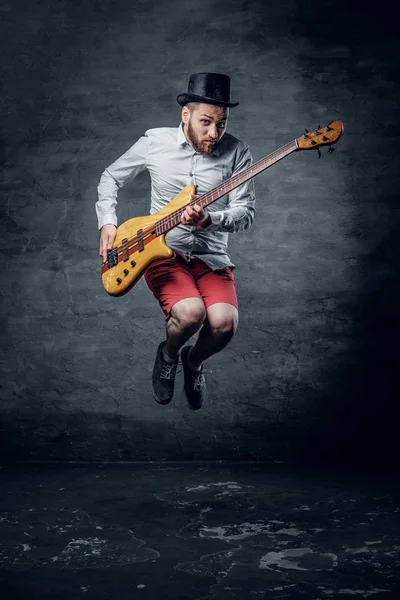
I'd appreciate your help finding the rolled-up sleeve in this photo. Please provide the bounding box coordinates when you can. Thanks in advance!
[205,143,256,233]
[95,134,150,230]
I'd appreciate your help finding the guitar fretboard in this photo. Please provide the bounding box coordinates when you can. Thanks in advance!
[155,138,298,236]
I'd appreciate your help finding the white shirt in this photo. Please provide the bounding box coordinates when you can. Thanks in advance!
[96,123,256,270]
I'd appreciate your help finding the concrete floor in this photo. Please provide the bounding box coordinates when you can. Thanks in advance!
[0,463,399,599]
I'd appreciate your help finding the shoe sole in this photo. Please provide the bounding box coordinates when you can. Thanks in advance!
[185,394,203,410]
[152,391,174,405]
[181,347,205,410]
[152,341,177,406]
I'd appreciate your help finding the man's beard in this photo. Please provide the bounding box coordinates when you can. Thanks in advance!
[186,121,218,155]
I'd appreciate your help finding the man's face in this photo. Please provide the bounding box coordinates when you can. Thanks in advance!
[182,103,229,155]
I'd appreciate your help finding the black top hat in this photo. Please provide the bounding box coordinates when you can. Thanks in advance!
[177,72,239,108]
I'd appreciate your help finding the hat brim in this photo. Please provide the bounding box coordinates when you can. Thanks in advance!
[177,93,239,108]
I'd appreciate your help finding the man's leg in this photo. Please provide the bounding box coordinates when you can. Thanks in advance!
[151,297,205,405]
[164,297,207,360]
[188,302,239,367]
[145,256,206,405]
[180,302,238,410]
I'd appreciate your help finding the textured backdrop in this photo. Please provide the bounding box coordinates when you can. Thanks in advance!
[0,0,398,461]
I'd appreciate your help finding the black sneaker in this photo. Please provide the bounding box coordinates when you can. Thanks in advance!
[152,341,178,405]
[181,345,206,410]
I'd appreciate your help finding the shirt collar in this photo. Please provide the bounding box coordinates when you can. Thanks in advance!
[177,122,188,147]
[176,122,222,157]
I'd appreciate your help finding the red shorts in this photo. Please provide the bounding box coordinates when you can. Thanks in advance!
[144,254,238,320]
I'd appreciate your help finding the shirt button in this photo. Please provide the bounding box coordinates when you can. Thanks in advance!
[189,172,193,177]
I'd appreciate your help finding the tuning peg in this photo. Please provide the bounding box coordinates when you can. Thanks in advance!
[317,148,322,159]
[318,124,321,129]
[327,146,335,155]
[304,128,309,134]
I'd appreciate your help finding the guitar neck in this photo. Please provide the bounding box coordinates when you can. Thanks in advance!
[155,138,298,235]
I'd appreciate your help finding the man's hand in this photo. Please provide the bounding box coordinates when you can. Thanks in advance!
[99,224,117,263]
[181,193,211,228]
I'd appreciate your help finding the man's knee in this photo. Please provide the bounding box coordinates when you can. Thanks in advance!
[206,304,239,337]
[170,299,207,332]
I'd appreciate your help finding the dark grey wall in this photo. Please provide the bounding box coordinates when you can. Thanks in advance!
[1,0,398,462]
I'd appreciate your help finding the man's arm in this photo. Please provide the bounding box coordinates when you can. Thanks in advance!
[204,143,256,233]
[96,133,149,261]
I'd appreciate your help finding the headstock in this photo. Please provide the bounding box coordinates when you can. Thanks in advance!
[297,120,343,151]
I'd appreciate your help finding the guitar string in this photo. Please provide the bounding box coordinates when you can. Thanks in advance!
[154,140,297,235]
[112,136,302,260]
[106,123,339,267]
[155,139,298,235]
[114,122,339,253]
[111,139,297,260]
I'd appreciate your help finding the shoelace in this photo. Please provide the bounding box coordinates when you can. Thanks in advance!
[160,363,178,380]
[179,360,212,374]
[160,359,211,382]
[192,372,206,391]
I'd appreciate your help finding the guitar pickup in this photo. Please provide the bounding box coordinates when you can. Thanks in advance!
[107,247,119,269]
[137,229,144,252]
[121,238,129,261]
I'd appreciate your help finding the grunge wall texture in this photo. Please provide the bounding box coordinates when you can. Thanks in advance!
[0,0,398,462]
